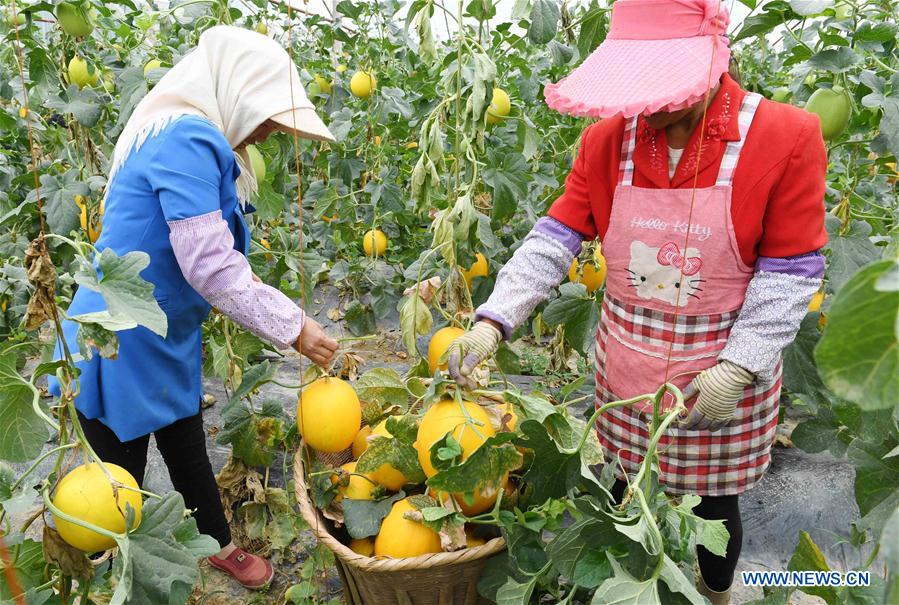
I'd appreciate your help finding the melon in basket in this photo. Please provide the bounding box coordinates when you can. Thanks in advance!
[297,377,361,453]
[415,398,495,477]
[366,420,409,490]
[331,462,378,502]
[374,497,442,558]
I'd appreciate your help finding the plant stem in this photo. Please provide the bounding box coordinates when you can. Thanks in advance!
[557,394,592,409]
[10,443,78,492]
[117,485,162,500]
[23,381,60,432]
[42,233,89,256]
[869,54,897,73]
[576,394,657,453]
[647,386,664,495]
[828,137,874,151]
[862,542,881,569]
[270,379,305,390]
[470,389,506,404]
[78,576,91,602]
[41,486,121,542]
[336,334,379,343]
[782,21,813,55]
[631,402,685,490]
[633,486,666,578]
[453,0,464,193]
[161,0,215,16]
[0,341,39,355]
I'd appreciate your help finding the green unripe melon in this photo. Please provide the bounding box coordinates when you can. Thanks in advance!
[805,86,851,141]
[56,2,94,37]
[772,88,791,103]
[67,56,92,89]
[6,11,26,26]
[144,59,163,77]
[246,145,266,182]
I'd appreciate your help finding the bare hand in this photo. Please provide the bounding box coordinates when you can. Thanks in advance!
[294,318,338,367]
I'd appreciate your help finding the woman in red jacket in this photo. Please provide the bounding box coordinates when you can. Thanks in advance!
[447,1,826,602]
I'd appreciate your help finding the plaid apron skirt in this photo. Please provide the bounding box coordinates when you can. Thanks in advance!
[595,295,782,496]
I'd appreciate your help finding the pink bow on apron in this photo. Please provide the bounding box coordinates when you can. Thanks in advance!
[595,93,783,496]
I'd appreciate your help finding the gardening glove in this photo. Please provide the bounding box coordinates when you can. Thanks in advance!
[680,360,754,432]
[447,321,503,389]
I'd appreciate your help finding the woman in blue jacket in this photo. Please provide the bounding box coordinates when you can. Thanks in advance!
[50,26,336,588]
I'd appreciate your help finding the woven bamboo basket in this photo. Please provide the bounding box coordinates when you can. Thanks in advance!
[293,449,506,605]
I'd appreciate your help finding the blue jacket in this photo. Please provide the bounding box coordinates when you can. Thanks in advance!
[49,116,250,441]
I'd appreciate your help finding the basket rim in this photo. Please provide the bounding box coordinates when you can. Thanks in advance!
[293,449,507,572]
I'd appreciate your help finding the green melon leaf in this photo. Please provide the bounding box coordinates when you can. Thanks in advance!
[343,492,405,540]
[74,248,168,338]
[787,531,838,604]
[25,170,88,237]
[0,353,49,463]
[45,85,102,127]
[815,260,899,410]
[542,282,600,355]
[355,415,425,484]
[823,216,880,293]
[426,433,521,496]
[111,491,218,605]
[512,419,581,501]
[782,313,826,398]
[356,367,409,408]
[528,0,561,45]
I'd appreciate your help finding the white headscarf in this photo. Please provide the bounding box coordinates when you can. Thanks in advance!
[109,26,330,205]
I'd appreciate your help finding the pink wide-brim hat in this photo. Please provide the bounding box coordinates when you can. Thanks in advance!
[544,0,731,119]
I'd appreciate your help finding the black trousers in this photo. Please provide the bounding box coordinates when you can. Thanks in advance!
[612,479,742,592]
[77,409,232,548]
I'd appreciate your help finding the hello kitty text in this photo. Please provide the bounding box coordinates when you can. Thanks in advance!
[629,216,713,242]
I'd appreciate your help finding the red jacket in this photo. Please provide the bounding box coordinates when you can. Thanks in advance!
[547,74,828,266]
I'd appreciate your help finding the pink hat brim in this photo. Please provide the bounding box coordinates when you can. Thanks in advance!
[545,36,731,119]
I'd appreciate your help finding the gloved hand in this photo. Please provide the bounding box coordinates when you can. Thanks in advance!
[447,321,503,389]
[680,360,754,431]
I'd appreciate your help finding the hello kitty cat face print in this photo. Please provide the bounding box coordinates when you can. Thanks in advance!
[626,240,704,307]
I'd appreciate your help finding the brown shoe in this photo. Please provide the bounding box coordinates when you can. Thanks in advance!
[207,548,274,590]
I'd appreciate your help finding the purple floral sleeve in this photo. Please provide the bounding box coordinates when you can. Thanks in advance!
[720,251,824,382]
[168,210,304,349]
[475,217,582,339]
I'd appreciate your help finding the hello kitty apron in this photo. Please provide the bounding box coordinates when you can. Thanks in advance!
[595,93,782,496]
